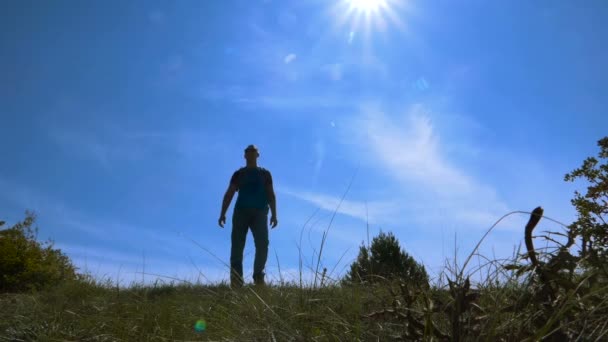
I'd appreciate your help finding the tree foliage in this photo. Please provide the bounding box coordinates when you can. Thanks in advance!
[0,211,78,292]
[343,231,429,287]
[564,136,608,266]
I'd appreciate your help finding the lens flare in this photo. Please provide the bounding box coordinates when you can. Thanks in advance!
[194,319,207,332]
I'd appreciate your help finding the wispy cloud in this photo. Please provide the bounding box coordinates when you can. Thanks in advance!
[54,243,164,268]
[70,253,228,287]
[0,177,232,284]
[165,55,183,73]
[340,104,511,228]
[148,10,166,25]
[278,186,401,225]
[209,92,353,110]
[46,119,169,170]
[284,53,297,64]
[0,177,84,226]
[312,139,325,185]
[0,178,214,262]
[57,242,228,281]
[43,109,227,169]
[321,63,343,81]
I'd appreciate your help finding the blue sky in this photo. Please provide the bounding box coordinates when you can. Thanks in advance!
[1,0,607,286]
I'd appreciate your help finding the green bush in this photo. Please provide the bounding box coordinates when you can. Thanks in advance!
[343,231,429,287]
[0,211,77,292]
[564,136,608,272]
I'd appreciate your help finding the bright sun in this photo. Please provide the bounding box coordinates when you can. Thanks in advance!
[348,0,387,12]
[329,0,408,41]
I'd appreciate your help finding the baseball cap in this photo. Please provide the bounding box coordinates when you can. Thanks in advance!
[244,144,259,152]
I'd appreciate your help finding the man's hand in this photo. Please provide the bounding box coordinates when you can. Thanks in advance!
[270,216,278,229]
[219,183,237,229]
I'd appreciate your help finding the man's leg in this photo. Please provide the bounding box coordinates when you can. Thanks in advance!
[251,208,269,285]
[230,209,248,288]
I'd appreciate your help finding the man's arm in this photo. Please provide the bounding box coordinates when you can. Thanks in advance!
[220,184,237,217]
[265,171,278,228]
[219,173,239,228]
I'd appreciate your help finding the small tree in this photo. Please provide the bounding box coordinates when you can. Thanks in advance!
[343,231,429,287]
[564,136,608,267]
[0,211,78,292]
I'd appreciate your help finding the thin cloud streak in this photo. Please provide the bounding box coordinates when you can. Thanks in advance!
[278,186,402,224]
[341,104,511,228]
[0,178,214,262]
[44,116,226,169]
[284,53,297,64]
[46,122,170,169]
[198,89,354,111]
[312,139,325,185]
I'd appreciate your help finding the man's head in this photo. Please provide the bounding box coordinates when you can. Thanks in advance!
[244,144,259,163]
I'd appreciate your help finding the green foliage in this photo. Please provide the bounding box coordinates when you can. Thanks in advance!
[564,136,608,266]
[3,275,606,341]
[343,231,429,287]
[0,211,77,292]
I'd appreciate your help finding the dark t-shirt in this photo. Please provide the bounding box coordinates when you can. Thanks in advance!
[230,167,272,210]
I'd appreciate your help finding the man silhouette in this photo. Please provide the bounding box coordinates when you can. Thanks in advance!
[218,145,278,287]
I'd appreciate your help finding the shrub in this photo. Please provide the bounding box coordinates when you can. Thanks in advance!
[0,211,77,292]
[343,231,429,287]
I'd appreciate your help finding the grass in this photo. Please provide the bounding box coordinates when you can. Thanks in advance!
[0,277,398,341]
[2,262,608,341]
[2,203,608,341]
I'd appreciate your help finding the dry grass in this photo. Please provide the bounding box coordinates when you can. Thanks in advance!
[1,266,607,341]
[2,206,607,341]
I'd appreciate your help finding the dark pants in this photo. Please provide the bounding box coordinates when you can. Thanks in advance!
[230,207,269,286]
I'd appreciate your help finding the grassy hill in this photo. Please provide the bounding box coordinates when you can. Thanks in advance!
[2,254,607,341]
